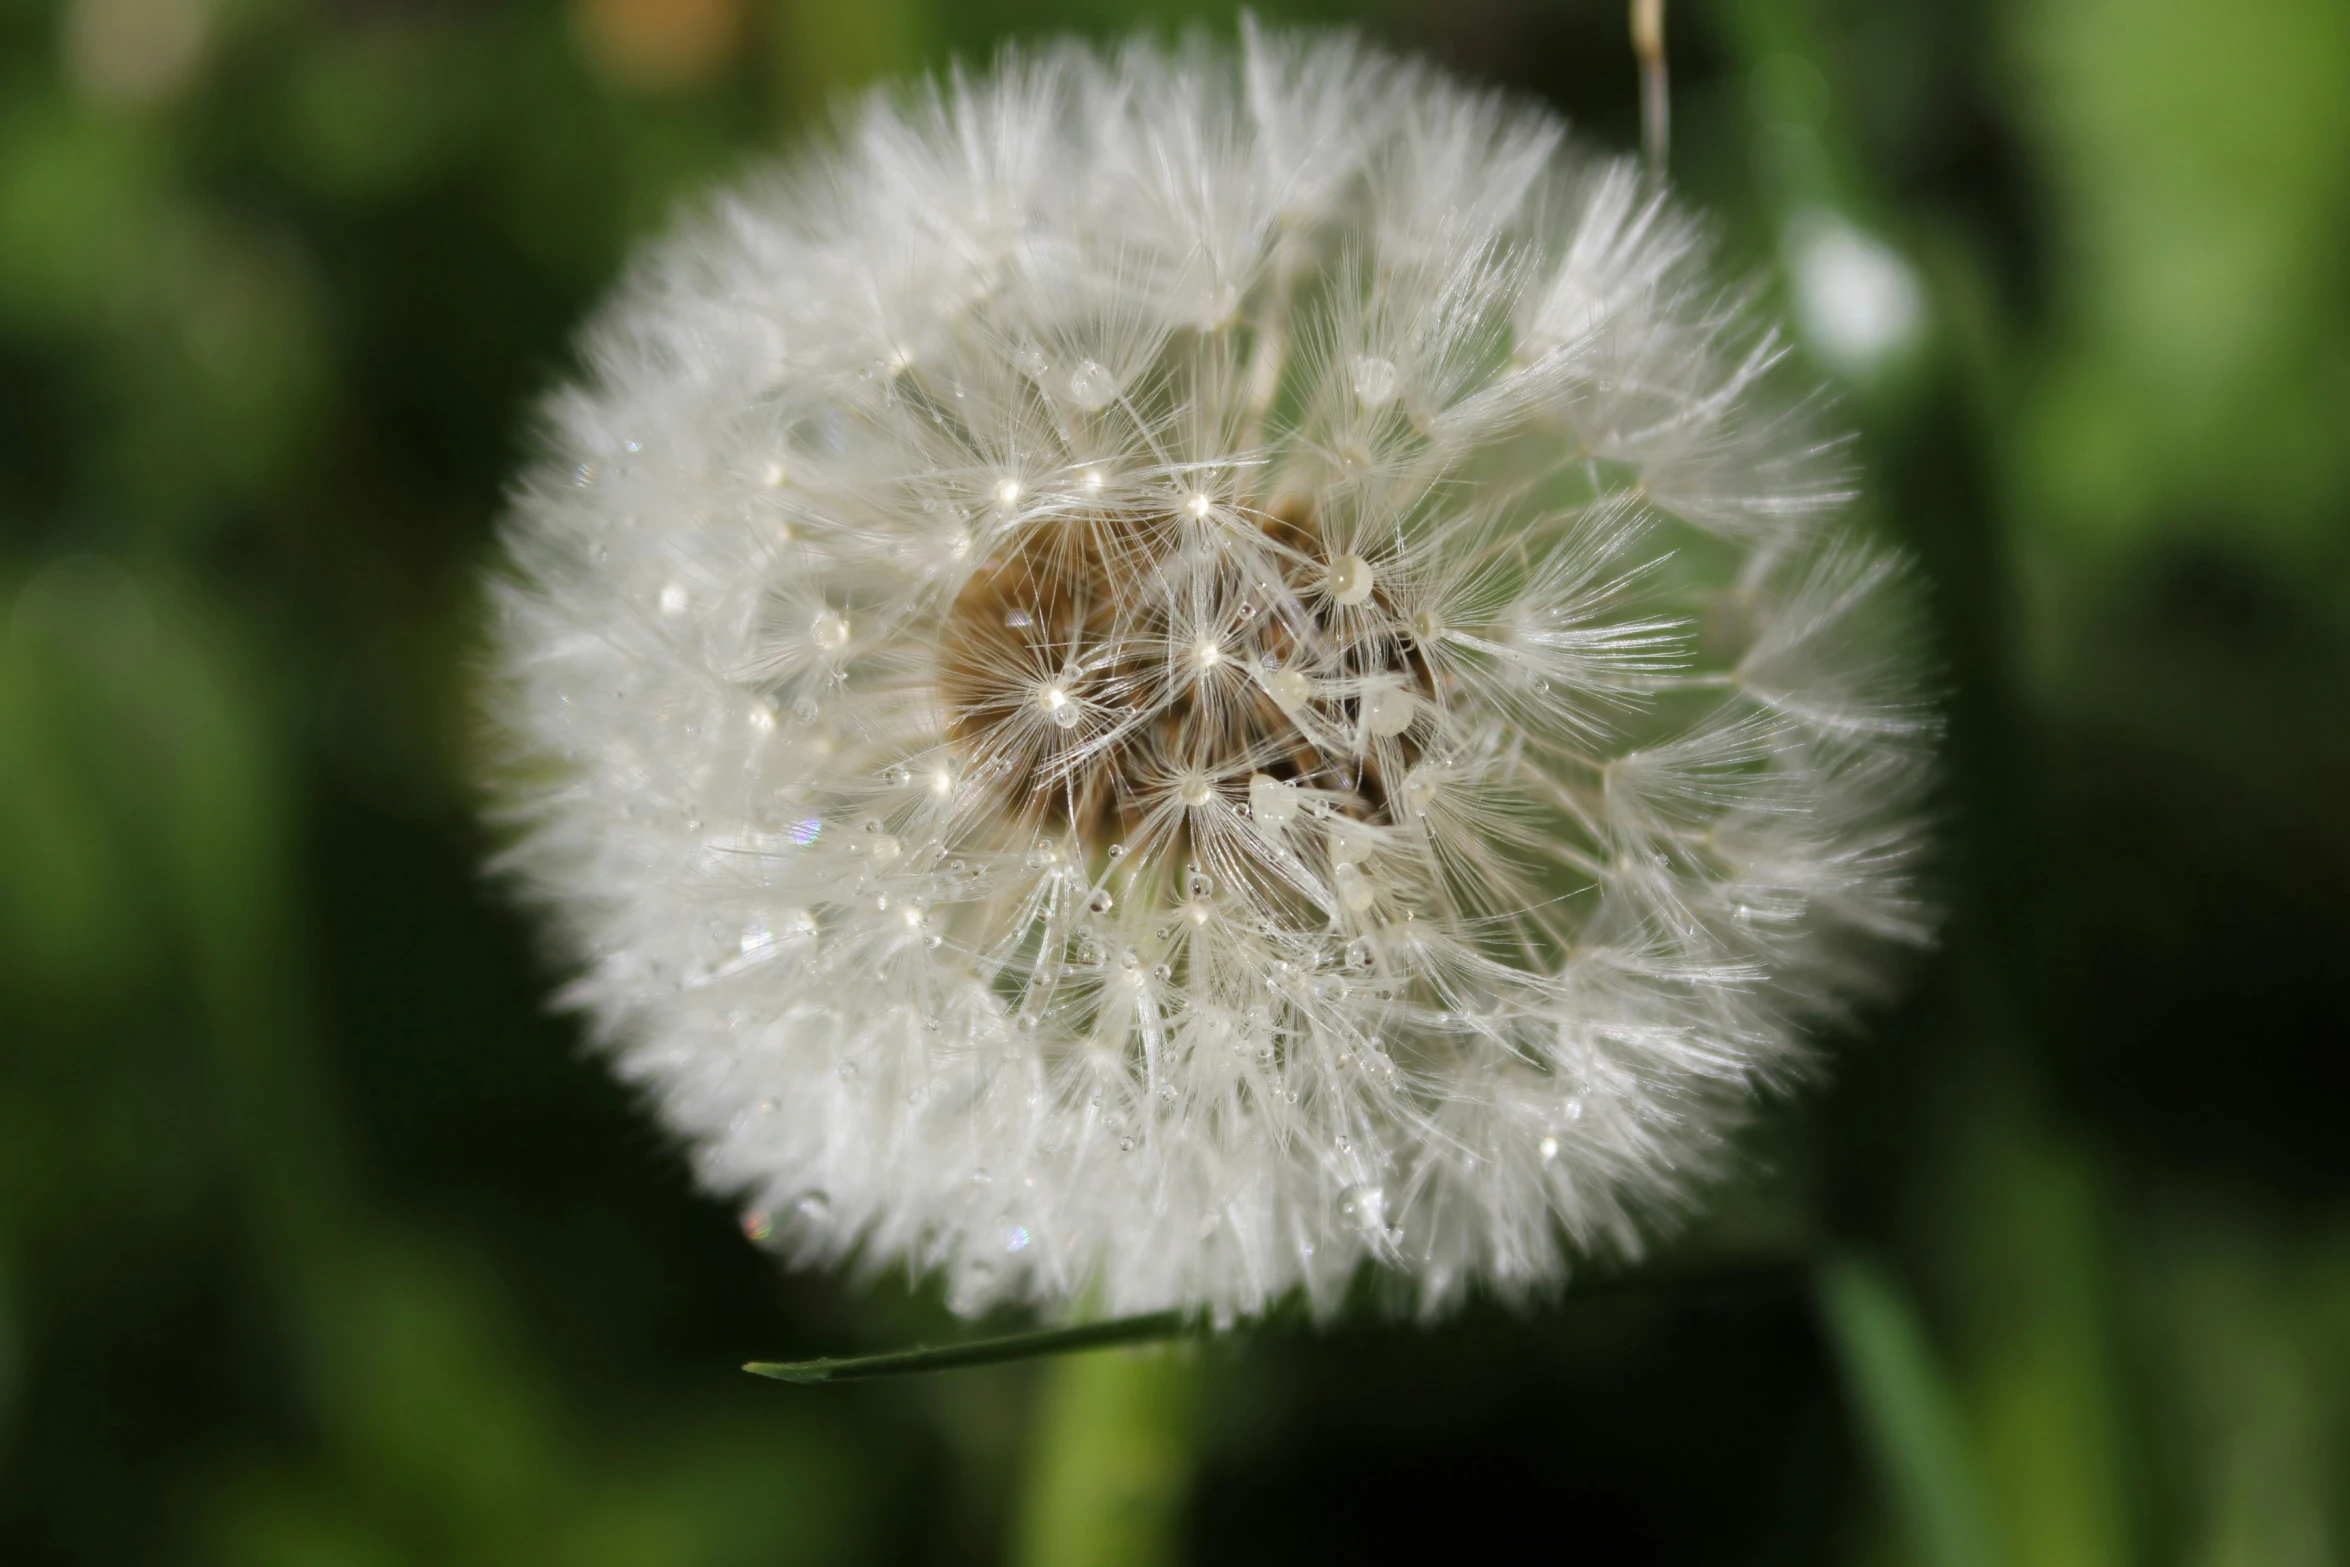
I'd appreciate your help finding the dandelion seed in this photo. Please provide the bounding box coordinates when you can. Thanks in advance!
[484,27,1934,1324]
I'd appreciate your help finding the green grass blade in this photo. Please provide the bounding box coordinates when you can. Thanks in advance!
[745,1310,1192,1385]
[1816,1253,2005,1567]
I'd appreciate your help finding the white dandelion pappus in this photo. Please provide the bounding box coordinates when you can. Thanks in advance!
[484,25,1934,1323]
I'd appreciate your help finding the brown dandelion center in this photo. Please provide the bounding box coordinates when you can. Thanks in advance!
[936,495,1433,852]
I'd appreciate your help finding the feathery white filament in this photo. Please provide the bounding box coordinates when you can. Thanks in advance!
[485,26,1933,1324]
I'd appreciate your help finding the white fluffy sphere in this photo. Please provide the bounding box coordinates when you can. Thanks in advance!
[485,26,1933,1322]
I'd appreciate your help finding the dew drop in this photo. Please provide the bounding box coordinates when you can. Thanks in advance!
[1118,1136,1136,1152]
[1362,683,1416,738]
[1185,866,1214,899]
[1153,963,1172,981]
[791,696,822,724]
[1067,360,1115,411]
[1249,773,1300,828]
[1180,775,1213,807]
[1327,554,1375,606]
[1266,667,1312,708]
[810,608,849,648]
[1345,938,1372,971]
[882,763,912,787]
[1088,888,1115,915]
[1106,842,1128,860]
[1350,355,1399,406]
[1332,861,1376,912]
[1339,1184,1387,1232]
[1004,607,1032,629]
[1036,682,1080,727]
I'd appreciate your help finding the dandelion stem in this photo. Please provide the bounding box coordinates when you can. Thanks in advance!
[743,1309,1193,1384]
[1632,0,1670,180]
[1010,1339,1199,1567]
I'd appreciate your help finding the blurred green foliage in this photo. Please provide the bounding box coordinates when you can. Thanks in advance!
[1,0,2345,1563]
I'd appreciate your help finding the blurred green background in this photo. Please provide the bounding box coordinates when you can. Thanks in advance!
[2,0,2346,1561]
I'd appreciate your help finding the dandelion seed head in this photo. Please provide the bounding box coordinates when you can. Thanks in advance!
[484,26,1934,1324]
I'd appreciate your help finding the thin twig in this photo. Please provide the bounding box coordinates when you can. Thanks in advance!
[1632,0,1669,181]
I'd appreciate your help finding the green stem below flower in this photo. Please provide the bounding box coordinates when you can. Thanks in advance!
[1009,1338,1201,1567]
